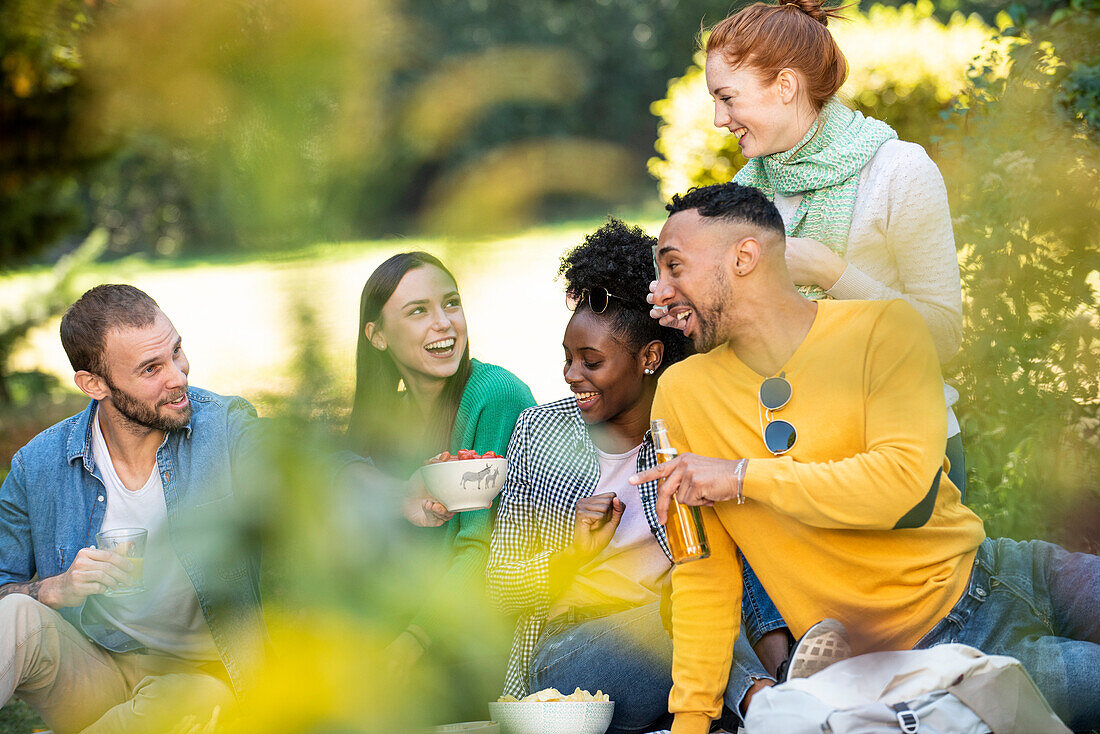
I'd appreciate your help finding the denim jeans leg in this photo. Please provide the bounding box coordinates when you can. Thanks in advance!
[740,552,787,647]
[1047,541,1100,645]
[528,603,672,734]
[722,626,774,729]
[916,538,1100,732]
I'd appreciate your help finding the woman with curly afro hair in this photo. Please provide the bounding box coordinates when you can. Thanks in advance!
[486,219,771,732]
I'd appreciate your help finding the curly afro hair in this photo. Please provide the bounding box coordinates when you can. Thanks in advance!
[558,217,694,372]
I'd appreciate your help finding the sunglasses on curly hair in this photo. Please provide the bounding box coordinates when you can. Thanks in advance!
[566,287,626,315]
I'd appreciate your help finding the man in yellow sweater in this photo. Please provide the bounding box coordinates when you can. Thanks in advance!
[630,182,1100,733]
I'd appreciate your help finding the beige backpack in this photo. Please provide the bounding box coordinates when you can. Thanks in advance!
[743,644,1070,734]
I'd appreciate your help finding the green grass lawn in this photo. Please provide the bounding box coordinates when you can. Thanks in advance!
[1,212,664,413]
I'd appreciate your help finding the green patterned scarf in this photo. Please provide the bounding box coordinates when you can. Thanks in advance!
[734,97,897,298]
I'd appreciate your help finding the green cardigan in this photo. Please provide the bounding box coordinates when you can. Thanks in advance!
[412,359,536,640]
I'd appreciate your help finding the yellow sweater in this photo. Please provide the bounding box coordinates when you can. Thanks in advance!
[654,299,985,734]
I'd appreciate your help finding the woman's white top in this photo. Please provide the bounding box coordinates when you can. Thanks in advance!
[548,444,670,618]
[774,139,963,436]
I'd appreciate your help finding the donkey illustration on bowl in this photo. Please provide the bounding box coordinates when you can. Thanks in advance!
[461,464,500,493]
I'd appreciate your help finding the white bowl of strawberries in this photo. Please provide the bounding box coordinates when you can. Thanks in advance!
[419,450,508,512]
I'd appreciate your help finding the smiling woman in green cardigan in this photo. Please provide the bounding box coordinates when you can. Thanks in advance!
[347,251,535,715]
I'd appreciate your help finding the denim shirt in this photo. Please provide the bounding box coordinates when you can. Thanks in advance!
[0,387,267,697]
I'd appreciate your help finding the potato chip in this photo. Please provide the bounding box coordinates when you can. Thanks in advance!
[532,687,564,702]
[497,686,610,703]
[570,688,609,702]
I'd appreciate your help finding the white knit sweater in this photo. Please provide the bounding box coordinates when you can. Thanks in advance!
[774,139,963,433]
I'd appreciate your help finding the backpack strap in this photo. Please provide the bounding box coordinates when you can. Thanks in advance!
[888,702,920,733]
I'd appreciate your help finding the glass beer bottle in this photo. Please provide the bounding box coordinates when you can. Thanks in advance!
[650,419,710,563]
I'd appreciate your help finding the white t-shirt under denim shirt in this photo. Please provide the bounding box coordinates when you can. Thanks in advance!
[549,444,671,618]
[85,408,219,661]
[773,139,963,437]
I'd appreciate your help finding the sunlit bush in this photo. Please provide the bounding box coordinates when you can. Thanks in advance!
[940,2,1100,549]
[648,1,994,199]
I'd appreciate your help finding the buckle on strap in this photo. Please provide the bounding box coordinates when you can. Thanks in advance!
[889,702,920,733]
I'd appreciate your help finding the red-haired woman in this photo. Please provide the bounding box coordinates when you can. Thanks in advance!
[652,0,967,681]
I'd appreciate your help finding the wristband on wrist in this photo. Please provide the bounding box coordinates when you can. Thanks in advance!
[733,458,748,505]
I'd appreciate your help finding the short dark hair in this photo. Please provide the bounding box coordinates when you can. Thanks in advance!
[559,217,693,372]
[60,284,161,376]
[666,182,785,237]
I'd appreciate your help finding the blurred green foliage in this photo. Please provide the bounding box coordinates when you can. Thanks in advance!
[0,699,43,733]
[0,0,106,265]
[0,303,513,730]
[865,0,1070,24]
[940,0,1100,548]
[192,307,511,731]
[0,229,105,405]
[83,137,224,259]
[648,1,994,199]
[1,0,748,265]
[80,0,416,253]
[402,0,738,153]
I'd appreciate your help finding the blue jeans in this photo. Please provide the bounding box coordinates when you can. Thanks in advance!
[915,537,1100,732]
[529,602,771,733]
[740,553,786,646]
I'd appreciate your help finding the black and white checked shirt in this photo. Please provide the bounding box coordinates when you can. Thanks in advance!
[486,397,672,697]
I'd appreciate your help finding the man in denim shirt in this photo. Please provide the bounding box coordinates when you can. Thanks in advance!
[0,284,266,733]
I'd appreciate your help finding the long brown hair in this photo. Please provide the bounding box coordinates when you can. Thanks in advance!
[706,0,851,112]
[347,252,472,476]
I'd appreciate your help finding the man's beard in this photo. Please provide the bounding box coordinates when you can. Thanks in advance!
[693,311,723,353]
[106,380,191,433]
[691,268,730,354]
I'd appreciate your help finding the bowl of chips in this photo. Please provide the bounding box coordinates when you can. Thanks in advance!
[488,687,614,734]
[419,451,507,512]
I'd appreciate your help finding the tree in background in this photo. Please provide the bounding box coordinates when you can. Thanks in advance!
[0,0,106,266]
[402,0,736,155]
[2,0,748,264]
[940,0,1099,549]
[79,0,418,253]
